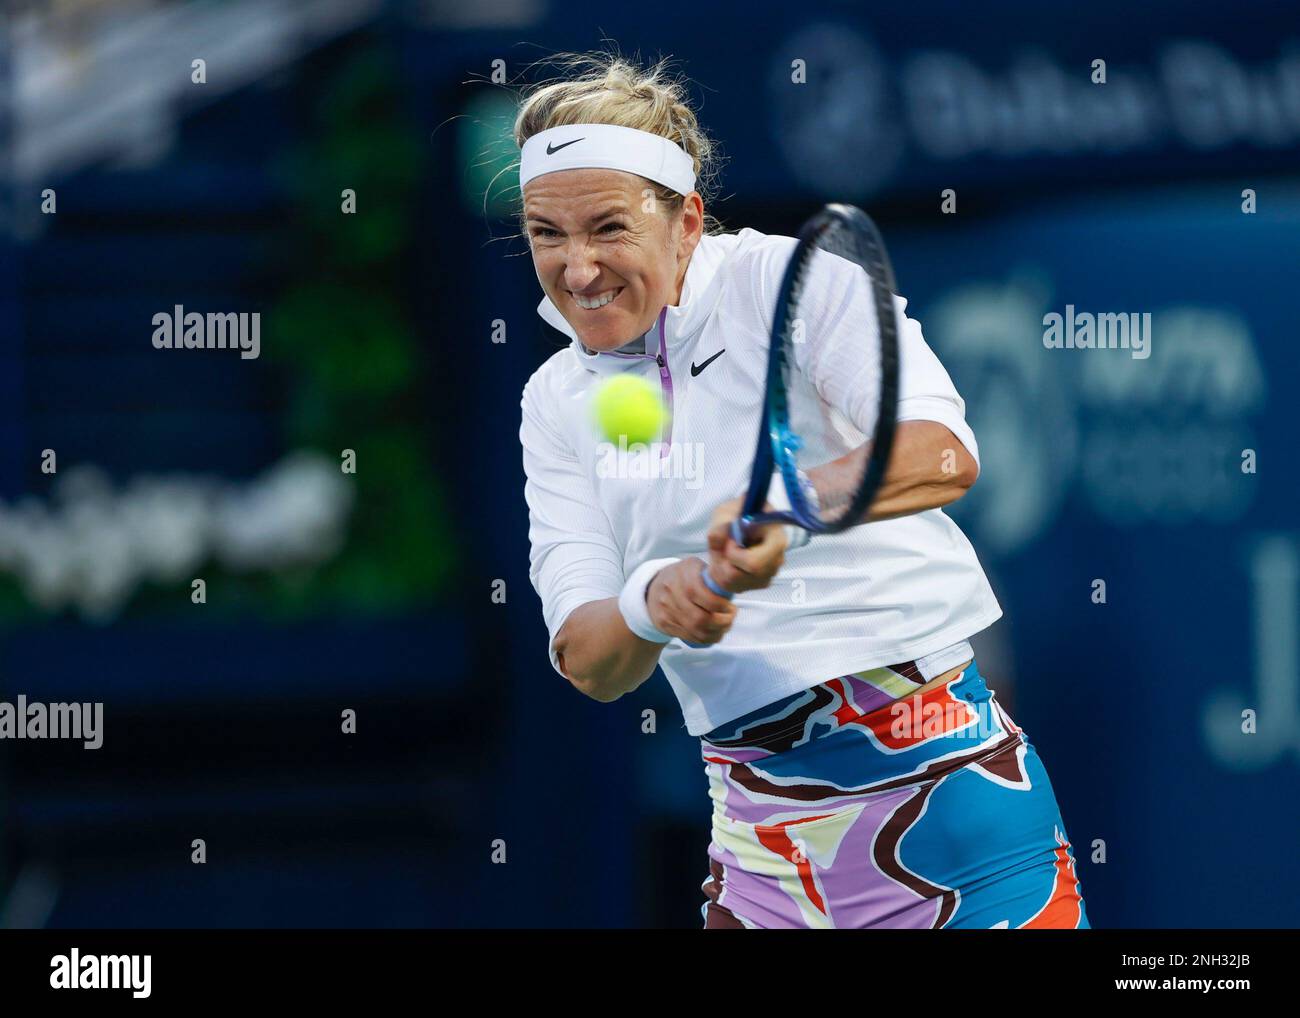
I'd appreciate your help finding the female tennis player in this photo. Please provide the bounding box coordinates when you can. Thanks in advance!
[516,53,1088,929]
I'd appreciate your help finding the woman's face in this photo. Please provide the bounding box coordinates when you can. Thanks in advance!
[524,168,703,351]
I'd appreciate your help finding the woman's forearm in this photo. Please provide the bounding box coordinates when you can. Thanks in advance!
[807,420,979,524]
[552,598,667,702]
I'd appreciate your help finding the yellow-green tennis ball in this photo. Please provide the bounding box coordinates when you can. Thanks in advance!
[592,374,666,445]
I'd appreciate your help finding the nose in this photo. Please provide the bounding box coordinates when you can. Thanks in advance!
[562,239,600,293]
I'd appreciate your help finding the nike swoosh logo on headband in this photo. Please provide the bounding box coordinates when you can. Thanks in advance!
[546,138,584,155]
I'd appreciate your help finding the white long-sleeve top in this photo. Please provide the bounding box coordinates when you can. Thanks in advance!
[520,227,1002,735]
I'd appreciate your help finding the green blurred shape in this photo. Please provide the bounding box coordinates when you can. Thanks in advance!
[458,90,520,218]
[268,285,415,403]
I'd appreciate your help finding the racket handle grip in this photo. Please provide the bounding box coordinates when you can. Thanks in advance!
[683,569,733,649]
[701,517,746,602]
[700,569,734,600]
[684,520,746,647]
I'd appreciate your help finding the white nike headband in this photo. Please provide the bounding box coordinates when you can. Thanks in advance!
[519,123,697,196]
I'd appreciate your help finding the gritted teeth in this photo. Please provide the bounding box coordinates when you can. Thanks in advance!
[572,287,623,309]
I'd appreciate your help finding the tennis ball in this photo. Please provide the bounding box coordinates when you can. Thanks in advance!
[592,374,666,446]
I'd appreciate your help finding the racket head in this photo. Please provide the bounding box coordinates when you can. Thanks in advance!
[736,203,901,539]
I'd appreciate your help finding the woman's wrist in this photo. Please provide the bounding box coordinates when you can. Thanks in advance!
[617,557,682,643]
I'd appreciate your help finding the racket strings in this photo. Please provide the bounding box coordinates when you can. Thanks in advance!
[778,211,899,531]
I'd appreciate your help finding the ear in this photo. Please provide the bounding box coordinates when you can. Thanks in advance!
[678,191,704,257]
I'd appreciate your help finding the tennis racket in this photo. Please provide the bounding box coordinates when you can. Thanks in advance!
[699,202,901,603]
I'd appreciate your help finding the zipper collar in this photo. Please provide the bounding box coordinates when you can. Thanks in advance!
[583,308,676,458]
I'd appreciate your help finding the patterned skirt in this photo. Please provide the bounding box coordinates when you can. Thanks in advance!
[699,659,1089,928]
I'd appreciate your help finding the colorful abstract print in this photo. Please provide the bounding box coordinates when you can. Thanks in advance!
[699,660,1089,929]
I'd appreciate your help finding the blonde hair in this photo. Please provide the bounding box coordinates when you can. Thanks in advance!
[510,50,726,237]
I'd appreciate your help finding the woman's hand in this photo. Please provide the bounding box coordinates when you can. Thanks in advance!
[705,496,789,595]
[646,559,738,646]
[643,498,790,648]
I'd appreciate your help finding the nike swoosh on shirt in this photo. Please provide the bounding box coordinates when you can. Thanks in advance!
[546,138,584,155]
[690,349,726,376]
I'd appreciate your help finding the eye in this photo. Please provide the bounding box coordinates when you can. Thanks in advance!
[599,222,624,234]
[532,226,559,239]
